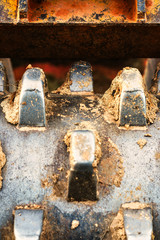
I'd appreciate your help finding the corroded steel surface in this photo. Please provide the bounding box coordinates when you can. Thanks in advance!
[0,0,159,23]
[0,1,159,59]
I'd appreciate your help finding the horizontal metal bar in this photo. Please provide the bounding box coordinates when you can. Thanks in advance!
[0,23,160,59]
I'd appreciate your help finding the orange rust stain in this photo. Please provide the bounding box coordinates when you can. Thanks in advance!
[56,9,70,17]
[108,0,137,21]
[146,0,153,8]
[28,0,137,22]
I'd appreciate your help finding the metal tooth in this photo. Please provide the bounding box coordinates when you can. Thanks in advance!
[124,207,153,240]
[137,0,146,21]
[0,62,7,96]
[19,68,46,127]
[69,61,93,93]
[68,130,97,201]
[14,209,43,240]
[18,0,28,19]
[119,68,146,126]
[0,58,16,93]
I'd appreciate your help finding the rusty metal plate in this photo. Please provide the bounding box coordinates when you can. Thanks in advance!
[0,23,160,59]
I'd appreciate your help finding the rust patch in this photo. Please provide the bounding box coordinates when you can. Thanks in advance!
[28,0,137,22]
[98,138,124,192]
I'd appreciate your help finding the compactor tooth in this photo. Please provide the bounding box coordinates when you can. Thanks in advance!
[14,209,43,240]
[19,68,46,127]
[124,207,153,240]
[68,130,97,201]
[69,61,93,93]
[0,61,7,97]
[119,68,146,126]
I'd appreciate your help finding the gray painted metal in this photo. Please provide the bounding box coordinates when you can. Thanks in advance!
[124,208,152,240]
[0,94,159,238]
[19,68,46,127]
[14,209,43,240]
[119,68,146,126]
[69,61,93,92]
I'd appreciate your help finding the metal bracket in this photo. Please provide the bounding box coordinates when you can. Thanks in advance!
[19,68,46,127]
[69,61,93,93]
[14,209,43,240]
[119,68,146,126]
[68,130,97,201]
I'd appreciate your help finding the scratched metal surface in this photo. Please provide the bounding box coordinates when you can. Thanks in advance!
[0,95,159,239]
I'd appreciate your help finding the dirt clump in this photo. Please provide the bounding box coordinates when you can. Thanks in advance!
[137,139,147,149]
[110,208,126,240]
[0,141,6,189]
[1,80,22,125]
[71,220,80,230]
[145,91,159,124]
[144,133,152,137]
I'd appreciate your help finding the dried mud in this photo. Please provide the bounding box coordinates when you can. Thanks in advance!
[0,141,6,189]
[98,138,124,189]
[137,138,147,149]
[51,72,72,95]
[1,80,22,125]
[110,208,126,240]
